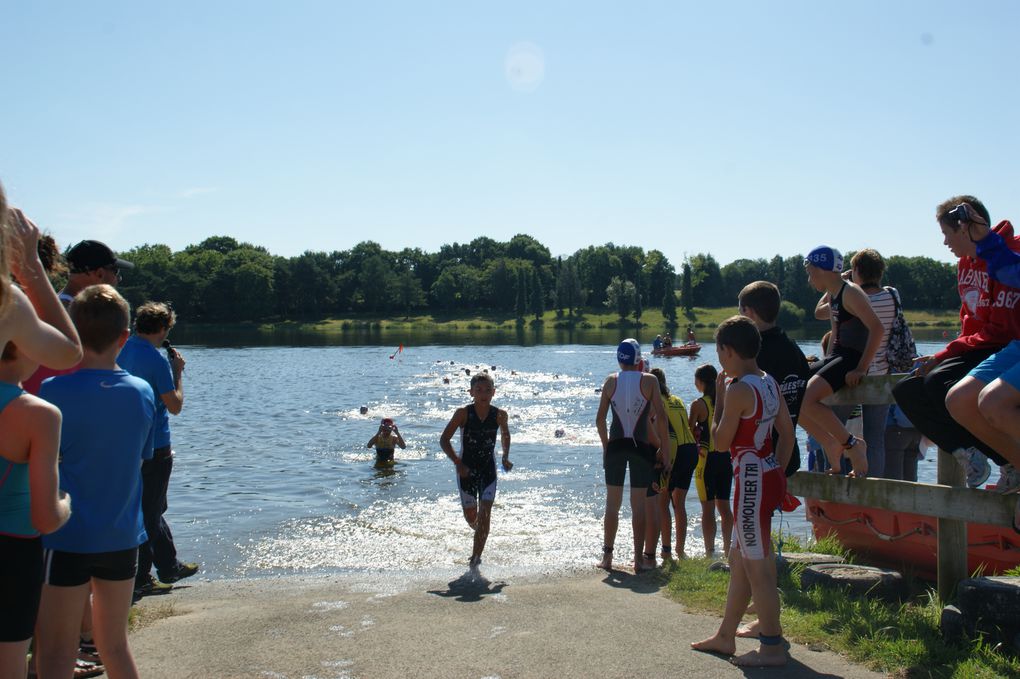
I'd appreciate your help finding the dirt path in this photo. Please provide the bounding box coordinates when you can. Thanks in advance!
[130,569,886,678]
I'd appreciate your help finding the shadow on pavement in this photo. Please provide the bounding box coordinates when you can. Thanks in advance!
[427,570,508,603]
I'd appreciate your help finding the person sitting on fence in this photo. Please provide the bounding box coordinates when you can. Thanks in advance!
[893,196,1020,490]
[798,246,884,477]
[938,201,1020,496]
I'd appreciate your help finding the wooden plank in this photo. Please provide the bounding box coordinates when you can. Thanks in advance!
[821,373,907,407]
[937,448,968,602]
[787,471,1016,527]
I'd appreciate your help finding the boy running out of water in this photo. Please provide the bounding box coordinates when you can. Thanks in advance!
[692,316,795,668]
[440,373,512,570]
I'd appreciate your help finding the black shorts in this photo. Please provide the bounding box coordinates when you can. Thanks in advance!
[0,535,43,642]
[812,349,863,392]
[375,448,395,464]
[43,547,139,587]
[605,439,655,488]
[667,443,699,493]
[702,451,733,501]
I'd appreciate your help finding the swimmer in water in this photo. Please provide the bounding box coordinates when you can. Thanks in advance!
[366,418,405,466]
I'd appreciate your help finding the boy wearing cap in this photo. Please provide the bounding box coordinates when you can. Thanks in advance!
[60,240,134,306]
[594,338,671,571]
[799,246,883,477]
[367,418,406,465]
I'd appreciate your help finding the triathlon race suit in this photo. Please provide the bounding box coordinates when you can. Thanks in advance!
[730,373,786,561]
[757,326,811,476]
[0,382,44,642]
[605,371,655,489]
[657,393,698,496]
[374,431,398,465]
[456,404,501,508]
[814,283,868,392]
[692,395,733,502]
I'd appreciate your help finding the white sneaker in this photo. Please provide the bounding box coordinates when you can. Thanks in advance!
[953,447,991,488]
[992,464,1020,494]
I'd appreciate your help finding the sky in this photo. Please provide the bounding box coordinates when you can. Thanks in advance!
[3,1,1019,269]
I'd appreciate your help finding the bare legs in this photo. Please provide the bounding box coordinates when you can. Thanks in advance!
[462,501,493,566]
[715,499,733,556]
[949,377,1020,468]
[691,546,786,667]
[799,375,868,477]
[601,484,647,570]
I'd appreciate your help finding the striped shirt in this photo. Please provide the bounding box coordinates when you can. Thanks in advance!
[865,288,897,375]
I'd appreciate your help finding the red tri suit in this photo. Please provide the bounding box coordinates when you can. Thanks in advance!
[936,220,1020,362]
[729,372,786,560]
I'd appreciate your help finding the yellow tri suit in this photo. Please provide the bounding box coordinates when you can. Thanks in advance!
[658,392,697,491]
[692,394,714,503]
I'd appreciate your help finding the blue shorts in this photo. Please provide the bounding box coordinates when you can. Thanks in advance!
[968,341,1020,390]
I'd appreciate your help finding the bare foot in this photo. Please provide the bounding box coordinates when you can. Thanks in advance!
[635,553,656,571]
[691,633,736,656]
[736,621,760,638]
[845,438,868,478]
[730,646,787,667]
[597,547,613,570]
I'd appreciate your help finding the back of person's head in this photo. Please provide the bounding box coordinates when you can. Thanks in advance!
[649,367,669,396]
[694,363,717,400]
[616,338,642,366]
[134,301,176,335]
[936,195,990,229]
[738,281,781,324]
[715,315,760,359]
[850,248,885,286]
[470,372,494,389]
[70,284,130,354]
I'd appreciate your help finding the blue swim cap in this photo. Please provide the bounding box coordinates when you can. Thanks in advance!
[617,338,642,365]
[804,246,843,272]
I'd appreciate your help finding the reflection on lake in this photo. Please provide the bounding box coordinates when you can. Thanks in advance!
[167,333,948,581]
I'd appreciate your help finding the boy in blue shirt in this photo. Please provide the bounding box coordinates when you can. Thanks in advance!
[35,284,156,679]
[117,301,198,593]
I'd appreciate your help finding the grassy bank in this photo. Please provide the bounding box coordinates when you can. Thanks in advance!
[664,537,1019,678]
[218,307,961,334]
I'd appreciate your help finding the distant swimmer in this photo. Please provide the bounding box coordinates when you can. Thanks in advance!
[367,418,405,466]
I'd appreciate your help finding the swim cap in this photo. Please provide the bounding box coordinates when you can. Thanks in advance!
[381,418,394,427]
[804,246,843,272]
[617,338,642,365]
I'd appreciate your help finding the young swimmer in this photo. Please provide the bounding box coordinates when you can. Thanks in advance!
[689,364,734,558]
[0,344,72,679]
[440,373,512,569]
[366,418,406,466]
[799,246,883,477]
[692,316,795,667]
[644,368,698,561]
[35,285,156,679]
[595,339,671,571]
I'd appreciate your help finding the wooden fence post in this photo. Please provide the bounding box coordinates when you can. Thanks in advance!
[936,447,968,602]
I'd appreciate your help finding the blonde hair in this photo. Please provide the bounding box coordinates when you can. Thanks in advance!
[70,284,130,353]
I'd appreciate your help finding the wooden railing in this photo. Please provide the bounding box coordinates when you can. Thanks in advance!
[786,374,1017,601]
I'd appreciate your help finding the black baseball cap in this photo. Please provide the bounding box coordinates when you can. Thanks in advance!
[66,240,135,273]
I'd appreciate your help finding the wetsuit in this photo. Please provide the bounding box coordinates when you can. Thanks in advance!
[456,404,501,508]
[757,326,811,476]
[657,393,698,496]
[605,371,656,489]
[0,382,44,642]
[730,373,786,561]
[692,394,733,502]
[373,431,399,465]
[814,283,868,392]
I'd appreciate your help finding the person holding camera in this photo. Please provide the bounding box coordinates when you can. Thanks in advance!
[117,301,199,595]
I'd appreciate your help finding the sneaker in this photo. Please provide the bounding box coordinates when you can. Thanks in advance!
[991,464,1020,494]
[953,447,991,488]
[158,561,199,584]
[134,575,173,598]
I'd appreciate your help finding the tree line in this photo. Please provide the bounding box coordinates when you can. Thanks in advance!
[115,235,958,324]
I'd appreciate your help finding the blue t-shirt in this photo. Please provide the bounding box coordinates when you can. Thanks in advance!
[40,369,156,553]
[117,334,174,449]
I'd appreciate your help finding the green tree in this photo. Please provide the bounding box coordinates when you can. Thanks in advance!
[681,262,694,316]
[662,286,677,325]
[530,269,545,321]
[605,276,636,321]
[394,267,426,316]
[515,267,528,319]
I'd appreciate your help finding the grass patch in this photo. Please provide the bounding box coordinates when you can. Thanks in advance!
[129,600,180,631]
[663,538,1020,677]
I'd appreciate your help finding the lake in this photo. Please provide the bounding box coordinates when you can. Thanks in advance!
[165,334,948,581]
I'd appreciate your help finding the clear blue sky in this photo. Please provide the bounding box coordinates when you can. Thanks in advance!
[4,1,1019,269]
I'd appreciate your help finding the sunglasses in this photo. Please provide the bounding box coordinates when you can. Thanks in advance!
[102,265,122,281]
[944,203,987,227]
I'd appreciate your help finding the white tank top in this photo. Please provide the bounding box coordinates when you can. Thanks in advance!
[609,370,649,441]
